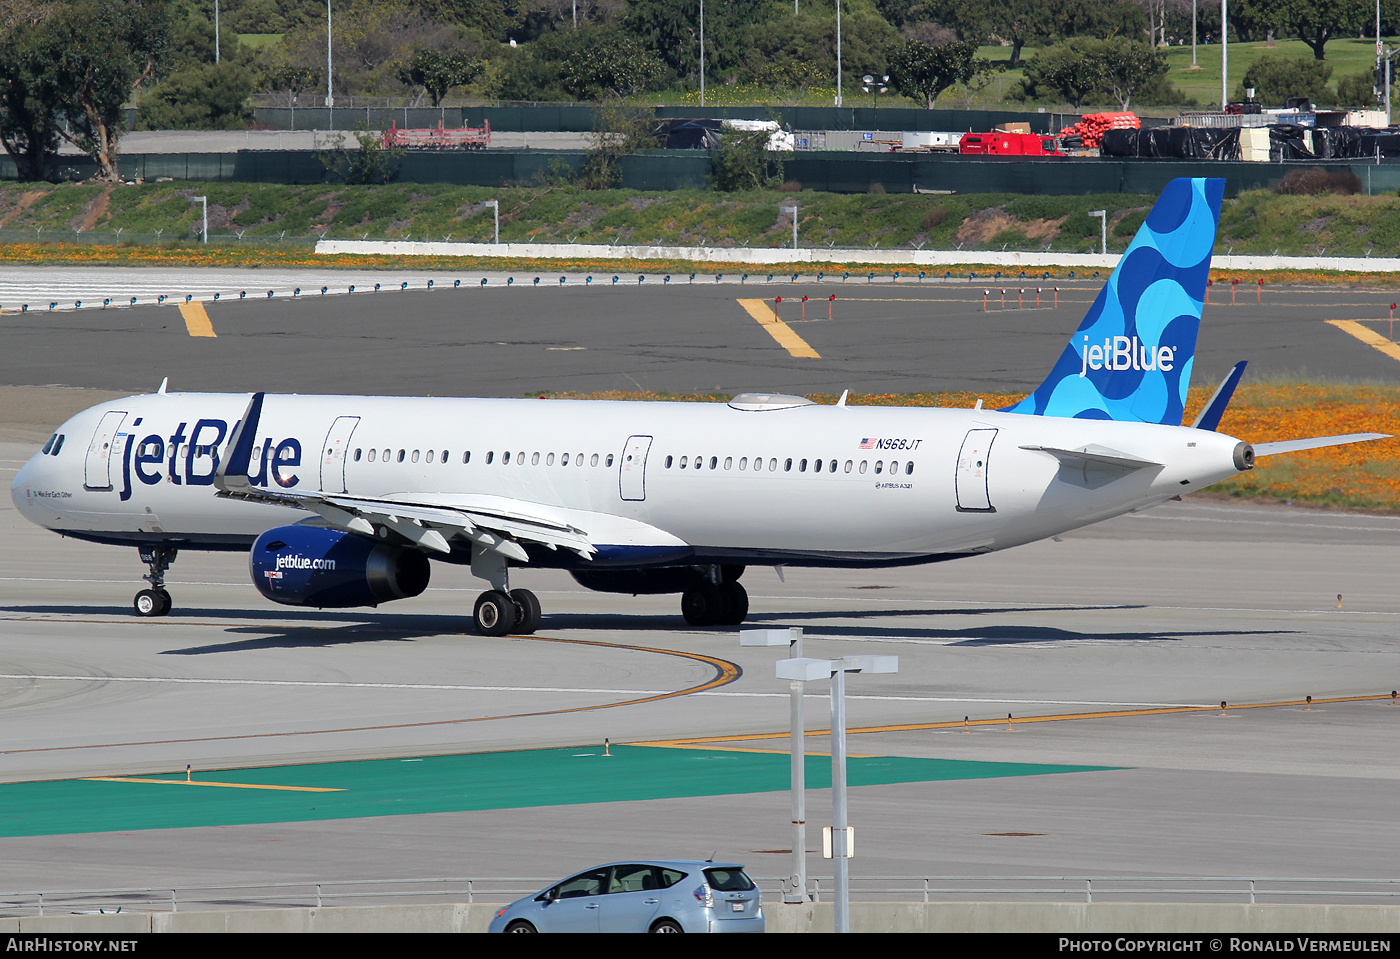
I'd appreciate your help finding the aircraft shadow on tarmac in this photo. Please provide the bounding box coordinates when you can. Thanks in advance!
[1,604,1299,653]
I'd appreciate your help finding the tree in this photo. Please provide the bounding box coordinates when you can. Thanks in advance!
[1245,0,1369,60]
[397,48,482,105]
[1232,53,1334,105]
[1098,37,1168,109]
[1023,39,1107,108]
[711,127,783,191]
[137,61,255,129]
[887,38,980,108]
[560,34,664,99]
[0,1,170,182]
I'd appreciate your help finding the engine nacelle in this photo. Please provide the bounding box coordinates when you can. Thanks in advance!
[250,525,431,608]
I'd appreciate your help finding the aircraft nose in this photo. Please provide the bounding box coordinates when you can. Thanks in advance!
[11,447,53,523]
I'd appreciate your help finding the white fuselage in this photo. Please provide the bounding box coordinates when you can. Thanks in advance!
[13,391,1248,570]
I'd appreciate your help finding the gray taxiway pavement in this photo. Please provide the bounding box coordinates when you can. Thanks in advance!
[1,274,1399,896]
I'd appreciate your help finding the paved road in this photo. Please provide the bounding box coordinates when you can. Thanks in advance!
[2,274,1400,398]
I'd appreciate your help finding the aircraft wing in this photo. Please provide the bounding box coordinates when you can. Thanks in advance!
[212,392,684,563]
[1020,444,1163,470]
[1253,433,1391,457]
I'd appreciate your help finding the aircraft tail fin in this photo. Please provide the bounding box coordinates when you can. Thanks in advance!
[1002,177,1226,426]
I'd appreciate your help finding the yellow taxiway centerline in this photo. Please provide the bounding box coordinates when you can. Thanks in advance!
[738,299,820,358]
[83,777,342,792]
[178,302,216,338]
[1326,319,1400,363]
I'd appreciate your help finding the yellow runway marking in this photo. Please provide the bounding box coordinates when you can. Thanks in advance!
[738,299,820,358]
[178,302,216,337]
[635,693,1395,746]
[84,777,342,792]
[1326,319,1400,364]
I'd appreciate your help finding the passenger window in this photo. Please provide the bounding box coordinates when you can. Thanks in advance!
[397,450,405,463]
[769,458,778,472]
[906,462,914,475]
[799,458,807,472]
[784,458,793,472]
[609,864,658,894]
[606,454,614,467]
[844,460,853,473]
[463,451,471,464]
[709,456,717,469]
[518,451,525,465]
[657,868,686,889]
[547,452,555,465]
[367,448,377,463]
[874,461,882,474]
[859,460,868,473]
[693,455,701,469]
[830,459,837,473]
[502,451,510,464]
[665,455,673,468]
[724,456,732,469]
[561,453,569,466]
[591,453,599,466]
[353,449,362,462]
[679,455,687,468]
[411,450,420,463]
[532,452,540,466]
[382,449,390,462]
[577,452,584,465]
[739,457,747,470]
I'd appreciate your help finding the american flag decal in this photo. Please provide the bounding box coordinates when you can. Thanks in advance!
[859,438,875,449]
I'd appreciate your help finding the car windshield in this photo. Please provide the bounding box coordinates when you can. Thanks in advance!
[554,867,609,899]
[702,867,754,892]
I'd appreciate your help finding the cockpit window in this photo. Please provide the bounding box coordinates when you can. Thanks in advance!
[42,434,56,455]
[52,435,64,455]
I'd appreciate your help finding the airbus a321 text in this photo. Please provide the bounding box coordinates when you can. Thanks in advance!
[11,178,1388,634]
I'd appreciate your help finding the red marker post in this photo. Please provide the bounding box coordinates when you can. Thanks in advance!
[1257,278,1263,304]
[773,296,781,322]
[828,294,835,321]
[1205,279,1211,305]
[1231,278,1239,305]
[1390,303,1397,341]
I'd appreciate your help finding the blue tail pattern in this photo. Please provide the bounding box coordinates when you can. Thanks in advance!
[1002,178,1225,426]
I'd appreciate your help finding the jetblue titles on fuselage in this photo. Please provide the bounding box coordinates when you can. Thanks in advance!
[118,417,302,501]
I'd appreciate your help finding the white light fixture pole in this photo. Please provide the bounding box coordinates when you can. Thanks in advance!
[776,653,898,933]
[190,195,207,244]
[1089,209,1106,255]
[1191,0,1197,69]
[215,0,220,64]
[835,0,843,107]
[1220,0,1228,110]
[700,0,705,107]
[742,627,808,902]
[484,200,500,245]
[326,1,334,110]
[783,204,798,250]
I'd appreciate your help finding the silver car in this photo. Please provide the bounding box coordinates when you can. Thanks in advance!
[488,860,764,933]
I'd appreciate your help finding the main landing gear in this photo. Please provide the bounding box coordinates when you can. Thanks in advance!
[473,587,541,637]
[134,547,177,617]
[680,568,748,627]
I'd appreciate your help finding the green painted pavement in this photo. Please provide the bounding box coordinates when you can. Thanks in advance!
[0,746,1116,837]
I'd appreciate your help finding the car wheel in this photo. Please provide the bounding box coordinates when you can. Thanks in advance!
[650,918,684,933]
[504,920,537,933]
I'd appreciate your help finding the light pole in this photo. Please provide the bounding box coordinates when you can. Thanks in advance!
[783,204,798,250]
[835,0,843,107]
[484,200,500,245]
[1220,0,1228,110]
[1191,0,1197,69]
[700,0,705,107]
[1089,209,1106,255]
[862,74,888,123]
[190,196,207,244]
[742,627,808,902]
[215,0,220,64]
[776,654,899,933]
[326,0,334,110]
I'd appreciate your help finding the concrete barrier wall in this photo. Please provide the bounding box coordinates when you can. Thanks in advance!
[7,901,1400,933]
[314,239,1400,275]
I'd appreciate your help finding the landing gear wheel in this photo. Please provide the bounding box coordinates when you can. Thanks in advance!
[718,581,748,625]
[681,586,725,627]
[134,588,170,617]
[474,590,518,636]
[509,588,541,634]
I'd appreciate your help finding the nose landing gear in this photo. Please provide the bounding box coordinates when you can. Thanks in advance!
[134,547,177,617]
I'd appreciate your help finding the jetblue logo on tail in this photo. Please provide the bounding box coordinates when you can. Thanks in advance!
[1004,178,1225,426]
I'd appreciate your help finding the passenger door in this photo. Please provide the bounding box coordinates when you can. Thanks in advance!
[319,416,361,493]
[536,867,608,933]
[955,428,997,513]
[599,864,664,933]
[619,435,652,502]
[83,410,128,491]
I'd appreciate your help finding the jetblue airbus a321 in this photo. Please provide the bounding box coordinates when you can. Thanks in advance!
[11,179,1387,634]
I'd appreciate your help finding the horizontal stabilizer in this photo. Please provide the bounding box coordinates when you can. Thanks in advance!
[1253,433,1391,457]
[1020,443,1162,470]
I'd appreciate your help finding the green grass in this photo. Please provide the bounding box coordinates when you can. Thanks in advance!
[4,180,1398,256]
